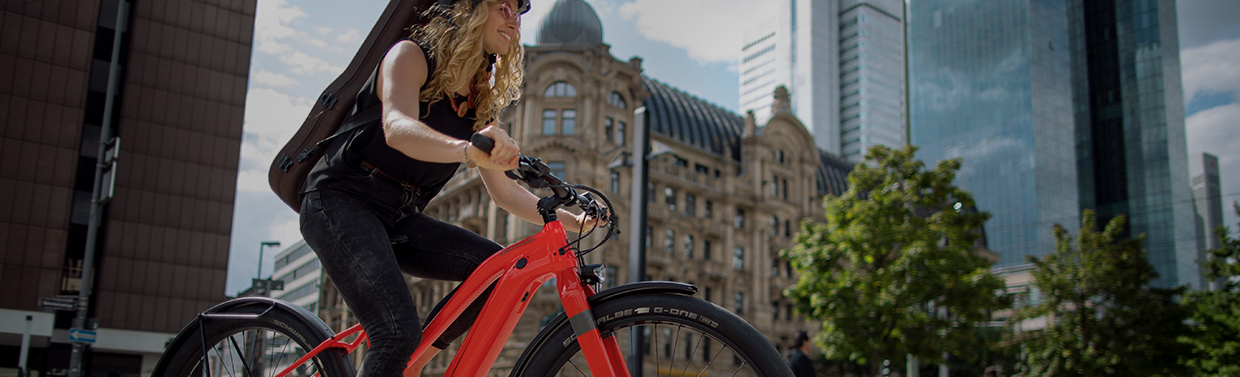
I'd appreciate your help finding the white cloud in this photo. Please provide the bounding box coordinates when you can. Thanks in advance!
[1180,37,1240,102]
[336,28,363,45]
[254,0,306,55]
[615,0,779,64]
[252,70,298,88]
[280,50,347,76]
[239,87,313,194]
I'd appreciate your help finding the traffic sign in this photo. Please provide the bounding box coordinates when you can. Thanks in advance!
[69,328,96,344]
[41,296,77,311]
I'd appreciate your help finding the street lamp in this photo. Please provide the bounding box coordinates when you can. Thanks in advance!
[616,107,679,377]
[257,241,282,280]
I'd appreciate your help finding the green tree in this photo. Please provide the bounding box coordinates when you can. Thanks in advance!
[1007,210,1191,376]
[1180,203,1240,376]
[782,145,1008,376]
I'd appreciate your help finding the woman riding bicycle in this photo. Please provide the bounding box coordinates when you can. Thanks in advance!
[299,0,601,375]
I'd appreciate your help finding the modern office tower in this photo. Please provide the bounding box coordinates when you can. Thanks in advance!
[270,241,323,313]
[738,0,906,162]
[1191,153,1224,290]
[908,0,1080,267]
[0,0,255,374]
[1069,0,1196,289]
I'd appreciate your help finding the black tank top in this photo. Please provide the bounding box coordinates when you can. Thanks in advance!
[302,40,478,210]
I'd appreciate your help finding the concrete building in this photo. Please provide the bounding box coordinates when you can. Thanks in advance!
[0,0,255,375]
[269,240,322,313]
[739,0,906,162]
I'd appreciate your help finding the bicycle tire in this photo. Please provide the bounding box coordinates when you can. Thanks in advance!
[154,300,355,377]
[513,292,793,377]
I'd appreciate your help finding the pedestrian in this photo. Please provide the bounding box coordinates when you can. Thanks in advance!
[787,330,816,377]
[298,1,603,376]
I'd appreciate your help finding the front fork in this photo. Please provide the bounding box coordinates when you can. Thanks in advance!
[556,266,633,377]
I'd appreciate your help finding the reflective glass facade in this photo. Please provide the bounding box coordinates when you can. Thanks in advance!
[909,0,1078,266]
[1070,0,1195,288]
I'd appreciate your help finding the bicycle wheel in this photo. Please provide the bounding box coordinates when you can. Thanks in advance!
[514,292,793,377]
[154,301,355,377]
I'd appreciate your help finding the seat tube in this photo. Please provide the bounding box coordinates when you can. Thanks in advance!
[556,268,630,377]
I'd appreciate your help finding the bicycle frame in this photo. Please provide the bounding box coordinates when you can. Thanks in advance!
[277,219,632,377]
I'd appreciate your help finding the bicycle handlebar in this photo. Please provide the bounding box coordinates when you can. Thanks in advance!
[469,133,596,215]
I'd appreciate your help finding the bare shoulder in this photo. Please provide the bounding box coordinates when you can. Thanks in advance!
[379,40,430,94]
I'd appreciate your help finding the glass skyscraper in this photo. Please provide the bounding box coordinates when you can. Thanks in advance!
[1069,0,1195,288]
[909,0,1079,267]
[739,0,906,162]
[910,0,1197,288]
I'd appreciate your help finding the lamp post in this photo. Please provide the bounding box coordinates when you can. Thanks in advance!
[619,107,679,377]
[256,241,282,280]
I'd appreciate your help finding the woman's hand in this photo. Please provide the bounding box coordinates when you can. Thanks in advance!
[568,208,608,233]
[466,125,519,170]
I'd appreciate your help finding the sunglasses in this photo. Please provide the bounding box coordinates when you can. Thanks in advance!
[497,2,519,21]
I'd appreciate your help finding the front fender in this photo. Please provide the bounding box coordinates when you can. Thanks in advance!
[508,281,696,376]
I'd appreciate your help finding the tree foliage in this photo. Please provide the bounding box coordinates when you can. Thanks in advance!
[1007,210,1191,376]
[782,145,1008,376]
[1180,203,1240,376]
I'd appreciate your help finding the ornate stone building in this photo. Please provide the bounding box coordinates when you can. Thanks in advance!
[318,0,855,374]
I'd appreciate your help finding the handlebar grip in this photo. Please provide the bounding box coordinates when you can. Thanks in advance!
[470,133,495,154]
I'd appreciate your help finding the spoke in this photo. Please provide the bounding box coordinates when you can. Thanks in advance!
[678,333,706,377]
[669,325,682,377]
[727,360,748,377]
[694,340,729,377]
[567,358,588,376]
[229,332,255,377]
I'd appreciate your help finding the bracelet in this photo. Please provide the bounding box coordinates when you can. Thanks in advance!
[463,142,477,168]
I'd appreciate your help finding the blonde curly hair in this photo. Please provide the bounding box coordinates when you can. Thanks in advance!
[411,0,525,131]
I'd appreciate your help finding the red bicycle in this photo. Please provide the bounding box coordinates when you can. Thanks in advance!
[153,135,792,377]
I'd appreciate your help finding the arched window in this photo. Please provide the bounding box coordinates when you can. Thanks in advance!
[608,91,627,109]
[544,81,577,97]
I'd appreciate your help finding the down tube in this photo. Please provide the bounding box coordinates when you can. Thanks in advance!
[443,224,576,376]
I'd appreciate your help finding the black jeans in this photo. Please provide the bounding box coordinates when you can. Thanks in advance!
[300,168,500,377]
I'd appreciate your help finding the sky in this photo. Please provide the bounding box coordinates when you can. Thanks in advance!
[224,0,1240,295]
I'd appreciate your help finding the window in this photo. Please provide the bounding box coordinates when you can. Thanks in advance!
[665,229,675,253]
[703,240,712,261]
[645,226,653,248]
[617,121,627,146]
[647,183,656,203]
[605,117,614,143]
[734,291,744,314]
[694,163,709,174]
[673,157,688,167]
[562,109,576,134]
[610,171,620,193]
[685,194,696,216]
[608,91,627,109]
[734,208,746,229]
[665,187,676,211]
[771,258,779,276]
[785,219,791,237]
[771,175,780,197]
[771,216,779,236]
[733,247,744,270]
[705,200,713,218]
[542,110,556,134]
[547,161,566,179]
[783,178,789,199]
[544,81,576,97]
[684,235,694,258]
[777,149,785,163]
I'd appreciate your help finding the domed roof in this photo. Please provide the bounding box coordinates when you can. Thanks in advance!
[536,0,603,46]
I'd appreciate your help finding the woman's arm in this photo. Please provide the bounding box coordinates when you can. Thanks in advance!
[377,40,518,169]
